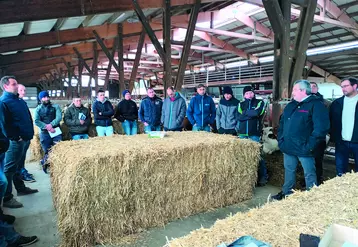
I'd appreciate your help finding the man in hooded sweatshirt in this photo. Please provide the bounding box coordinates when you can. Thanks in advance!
[115,90,138,135]
[238,86,268,186]
[187,84,216,132]
[34,90,62,173]
[139,88,163,133]
[216,86,240,135]
[92,89,114,137]
[161,87,187,131]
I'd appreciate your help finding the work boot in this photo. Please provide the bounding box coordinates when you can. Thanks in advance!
[0,207,16,224]
[271,191,285,201]
[17,187,39,196]
[3,198,23,208]
[8,236,38,247]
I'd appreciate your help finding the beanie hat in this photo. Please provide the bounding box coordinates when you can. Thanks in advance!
[122,90,130,98]
[243,86,253,95]
[38,91,49,101]
[222,86,233,95]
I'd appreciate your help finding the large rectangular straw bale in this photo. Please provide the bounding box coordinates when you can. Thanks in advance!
[49,132,261,247]
[168,173,358,247]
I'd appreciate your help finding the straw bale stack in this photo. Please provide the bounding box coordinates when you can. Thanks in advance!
[50,133,261,247]
[264,151,304,188]
[28,126,43,162]
[113,119,124,134]
[168,173,358,247]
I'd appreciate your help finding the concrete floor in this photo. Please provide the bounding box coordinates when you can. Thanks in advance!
[3,160,280,247]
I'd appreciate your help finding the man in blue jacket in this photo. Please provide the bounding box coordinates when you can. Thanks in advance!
[238,86,268,186]
[92,89,114,137]
[0,76,38,209]
[161,87,187,131]
[187,84,216,132]
[272,80,330,200]
[139,88,163,133]
[330,77,358,176]
[34,91,62,174]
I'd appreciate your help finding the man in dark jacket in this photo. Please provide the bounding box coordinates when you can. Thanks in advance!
[115,90,138,135]
[216,86,239,135]
[139,88,163,133]
[310,82,330,184]
[34,91,62,174]
[329,77,358,176]
[187,84,216,132]
[238,86,268,186]
[161,87,187,131]
[0,76,38,209]
[92,89,114,137]
[64,97,91,140]
[272,80,330,200]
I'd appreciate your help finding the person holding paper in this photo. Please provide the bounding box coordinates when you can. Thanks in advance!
[64,97,91,140]
[34,91,62,173]
[92,90,115,137]
[0,76,38,209]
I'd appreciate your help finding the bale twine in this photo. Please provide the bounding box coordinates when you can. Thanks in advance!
[168,173,358,247]
[50,133,261,247]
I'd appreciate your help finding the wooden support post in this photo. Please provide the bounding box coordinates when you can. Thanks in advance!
[78,61,83,97]
[118,23,125,96]
[92,42,99,92]
[129,30,146,92]
[163,0,172,97]
[104,38,118,91]
[175,0,201,91]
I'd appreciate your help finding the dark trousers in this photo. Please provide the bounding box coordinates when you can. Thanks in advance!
[40,132,62,166]
[164,127,182,132]
[3,140,29,202]
[335,140,358,176]
[314,141,326,185]
[218,128,237,136]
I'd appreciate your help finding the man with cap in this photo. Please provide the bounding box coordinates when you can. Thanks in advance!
[34,90,62,173]
[64,97,91,140]
[92,89,114,137]
[161,87,187,131]
[115,90,138,135]
[139,88,163,133]
[238,86,268,186]
[0,76,38,209]
[187,84,216,132]
[216,86,240,135]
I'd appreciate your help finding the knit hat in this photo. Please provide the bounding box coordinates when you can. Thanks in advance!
[38,91,49,101]
[243,86,253,95]
[222,86,233,95]
[122,90,130,97]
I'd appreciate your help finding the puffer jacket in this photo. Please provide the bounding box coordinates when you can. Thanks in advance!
[216,97,240,131]
[161,93,187,130]
[92,99,114,127]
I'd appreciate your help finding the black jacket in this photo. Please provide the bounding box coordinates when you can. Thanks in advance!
[0,126,9,154]
[278,95,330,157]
[330,96,358,143]
[92,99,114,127]
[115,99,138,122]
[64,104,92,135]
[237,97,265,137]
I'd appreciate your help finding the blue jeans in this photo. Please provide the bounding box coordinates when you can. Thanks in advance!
[335,140,358,176]
[4,140,29,202]
[72,134,89,140]
[0,153,7,201]
[0,221,21,247]
[192,125,211,132]
[39,132,62,167]
[282,153,317,195]
[96,126,114,137]
[122,120,137,135]
[240,136,268,183]
[144,125,161,134]
[16,140,30,178]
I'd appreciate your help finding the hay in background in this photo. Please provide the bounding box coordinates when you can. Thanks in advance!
[60,122,71,141]
[28,126,43,162]
[168,173,358,247]
[264,151,304,188]
[50,133,261,247]
[113,120,124,134]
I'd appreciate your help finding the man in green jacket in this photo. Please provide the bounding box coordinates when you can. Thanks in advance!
[161,87,187,131]
[34,91,62,173]
[64,97,92,140]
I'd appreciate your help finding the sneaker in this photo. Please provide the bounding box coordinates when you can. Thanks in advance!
[17,187,39,196]
[21,168,33,177]
[3,198,23,208]
[9,236,38,246]
[43,164,49,174]
[22,174,36,183]
[271,191,285,201]
[0,213,16,224]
